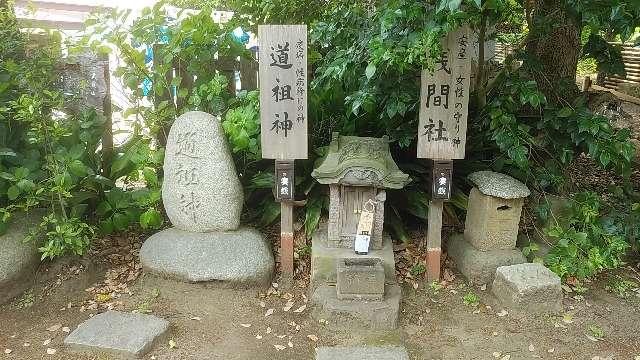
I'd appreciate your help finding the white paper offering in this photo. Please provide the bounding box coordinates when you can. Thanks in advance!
[354,234,371,254]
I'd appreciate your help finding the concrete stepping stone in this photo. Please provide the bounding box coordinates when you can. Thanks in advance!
[64,311,169,358]
[492,263,562,314]
[316,346,409,360]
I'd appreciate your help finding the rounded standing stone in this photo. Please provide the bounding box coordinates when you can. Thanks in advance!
[162,111,243,232]
[0,211,43,304]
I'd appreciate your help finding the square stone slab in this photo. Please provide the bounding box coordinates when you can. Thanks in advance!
[492,263,562,314]
[64,311,169,358]
[316,346,409,360]
[311,284,401,329]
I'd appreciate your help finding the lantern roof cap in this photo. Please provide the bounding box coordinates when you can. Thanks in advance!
[312,133,410,189]
[468,171,530,199]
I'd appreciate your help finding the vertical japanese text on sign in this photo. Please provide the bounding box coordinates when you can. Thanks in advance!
[417,26,471,160]
[259,25,308,160]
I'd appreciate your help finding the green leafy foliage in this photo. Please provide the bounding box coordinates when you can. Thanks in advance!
[542,192,629,281]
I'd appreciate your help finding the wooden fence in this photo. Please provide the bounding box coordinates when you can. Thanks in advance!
[602,43,640,91]
[153,44,259,115]
[494,41,640,93]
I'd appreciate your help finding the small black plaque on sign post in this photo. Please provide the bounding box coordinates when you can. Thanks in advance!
[275,160,295,202]
[431,160,453,201]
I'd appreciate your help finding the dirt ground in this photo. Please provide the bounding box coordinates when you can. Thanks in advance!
[0,239,639,360]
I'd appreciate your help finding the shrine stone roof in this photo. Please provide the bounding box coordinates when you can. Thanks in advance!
[311,133,410,189]
[468,171,530,199]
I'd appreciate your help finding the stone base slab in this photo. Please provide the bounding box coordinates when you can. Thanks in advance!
[446,234,526,284]
[311,227,395,289]
[492,263,562,314]
[311,284,401,330]
[316,346,409,360]
[140,227,274,287]
[64,311,169,359]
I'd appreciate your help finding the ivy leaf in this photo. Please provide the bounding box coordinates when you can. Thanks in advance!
[365,63,376,80]
[7,185,20,200]
[557,107,573,118]
[140,208,162,229]
[599,151,611,167]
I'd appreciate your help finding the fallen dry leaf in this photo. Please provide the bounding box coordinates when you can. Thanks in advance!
[62,327,70,333]
[46,348,56,355]
[190,316,202,321]
[42,339,52,346]
[529,344,535,352]
[288,341,293,348]
[4,349,12,354]
[46,324,62,332]
[256,335,263,339]
[265,308,274,317]
[493,352,501,358]
[307,334,319,342]
[293,305,306,313]
[240,324,252,328]
[497,310,508,317]
[283,300,294,312]
[548,348,555,353]
[274,344,286,351]
[266,327,272,334]
[168,339,177,349]
[563,314,574,324]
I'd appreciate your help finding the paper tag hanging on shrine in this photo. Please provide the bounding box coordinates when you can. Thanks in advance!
[355,200,375,255]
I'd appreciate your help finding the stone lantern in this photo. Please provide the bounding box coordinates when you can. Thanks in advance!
[464,171,530,251]
[448,171,530,284]
[309,133,410,329]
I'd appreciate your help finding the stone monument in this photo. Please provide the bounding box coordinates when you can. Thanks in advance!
[310,133,410,329]
[140,111,274,287]
[447,171,529,284]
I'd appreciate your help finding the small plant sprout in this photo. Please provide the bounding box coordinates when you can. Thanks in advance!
[463,292,480,306]
[410,263,426,277]
[588,324,605,339]
[429,281,444,293]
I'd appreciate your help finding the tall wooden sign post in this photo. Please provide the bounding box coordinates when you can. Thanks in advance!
[417,26,471,281]
[258,25,308,288]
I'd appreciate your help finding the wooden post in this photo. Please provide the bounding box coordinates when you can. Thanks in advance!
[101,55,113,178]
[259,25,308,289]
[426,200,443,282]
[280,201,294,288]
[417,27,471,282]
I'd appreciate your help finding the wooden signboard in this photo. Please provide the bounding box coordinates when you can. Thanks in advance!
[417,26,471,160]
[259,25,308,160]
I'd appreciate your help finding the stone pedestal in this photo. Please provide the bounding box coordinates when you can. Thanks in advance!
[447,234,526,284]
[492,263,562,314]
[310,226,400,329]
[311,224,396,288]
[337,258,385,301]
[312,284,401,329]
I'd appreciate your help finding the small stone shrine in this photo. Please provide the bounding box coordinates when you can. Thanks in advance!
[140,111,274,287]
[310,133,410,329]
[447,171,529,284]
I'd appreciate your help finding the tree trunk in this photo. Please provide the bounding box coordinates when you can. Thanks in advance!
[525,0,581,105]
